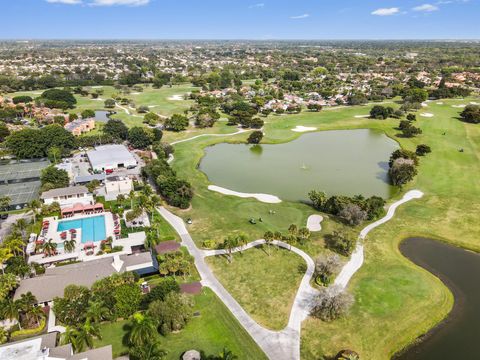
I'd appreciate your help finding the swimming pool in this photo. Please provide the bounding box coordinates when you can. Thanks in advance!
[57,216,106,243]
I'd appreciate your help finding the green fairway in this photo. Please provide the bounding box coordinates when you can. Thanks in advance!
[166,97,480,359]
[206,246,305,330]
[94,288,267,359]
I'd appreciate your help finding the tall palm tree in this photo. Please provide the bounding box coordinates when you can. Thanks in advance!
[288,224,298,238]
[129,190,136,209]
[41,239,57,257]
[27,200,42,224]
[86,300,109,323]
[223,235,238,263]
[63,239,76,253]
[128,312,157,347]
[263,231,274,256]
[297,227,311,244]
[14,218,28,240]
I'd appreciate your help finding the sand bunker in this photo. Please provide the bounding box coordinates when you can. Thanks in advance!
[420,113,434,118]
[291,126,317,132]
[307,215,323,232]
[436,102,444,105]
[354,115,369,118]
[452,104,466,108]
[168,95,184,101]
[208,185,281,204]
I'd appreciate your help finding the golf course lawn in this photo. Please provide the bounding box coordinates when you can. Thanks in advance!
[166,97,479,359]
[206,245,306,330]
[94,288,267,359]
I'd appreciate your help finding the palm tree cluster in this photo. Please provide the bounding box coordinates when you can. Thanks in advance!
[222,233,248,263]
[0,291,44,336]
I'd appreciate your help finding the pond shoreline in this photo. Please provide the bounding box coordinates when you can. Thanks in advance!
[394,237,477,360]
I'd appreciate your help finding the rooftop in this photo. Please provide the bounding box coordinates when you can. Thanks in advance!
[40,185,89,199]
[15,252,153,303]
[87,144,137,169]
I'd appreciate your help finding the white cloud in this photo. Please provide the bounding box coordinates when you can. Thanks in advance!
[46,0,82,4]
[290,14,310,19]
[413,4,439,11]
[89,0,150,6]
[371,7,400,16]
[249,3,265,9]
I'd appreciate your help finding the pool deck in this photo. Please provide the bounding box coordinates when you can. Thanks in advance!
[29,212,146,265]
[41,212,115,247]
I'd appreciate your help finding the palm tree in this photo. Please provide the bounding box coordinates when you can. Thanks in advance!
[60,326,79,350]
[218,348,238,360]
[223,235,238,263]
[128,312,157,347]
[14,218,28,240]
[3,236,24,258]
[129,340,166,360]
[0,248,13,273]
[74,319,101,352]
[0,299,21,328]
[86,300,109,323]
[235,233,248,252]
[129,190,136,209]
[63,239,76,253]
[288,224,298,238]
[27,305,44,328]
[263,231,274,256]
[41,239,58,257]
[27,200,42,224]
[297,227,311,244]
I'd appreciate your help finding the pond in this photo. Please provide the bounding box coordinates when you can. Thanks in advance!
[94,110,115,122]
[396,237,480,360]
[199,129,398,201]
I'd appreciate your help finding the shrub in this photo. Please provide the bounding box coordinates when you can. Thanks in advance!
[416,144,432,156]
[311,287,354,322]
[325,231,357,256]
[460,105,480,124]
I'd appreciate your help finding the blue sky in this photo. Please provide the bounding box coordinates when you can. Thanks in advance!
[0,0,478,39]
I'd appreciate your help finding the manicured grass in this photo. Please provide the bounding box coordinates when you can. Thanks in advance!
[206,246,305,330]
[167,97,480,359]
[94,288,267,359]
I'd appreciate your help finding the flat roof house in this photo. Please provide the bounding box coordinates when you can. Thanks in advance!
[87,144,137,172]
[40,185,93,208]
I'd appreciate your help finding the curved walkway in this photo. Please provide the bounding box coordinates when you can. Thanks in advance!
[334,190,424,290]
[157,189,423,359]
[170,128,252,145]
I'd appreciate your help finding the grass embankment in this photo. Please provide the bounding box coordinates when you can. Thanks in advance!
[167,98,479,359]
[206,246,305,330]
[94,288,267,359]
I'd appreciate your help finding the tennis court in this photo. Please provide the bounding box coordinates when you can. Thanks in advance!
[0,159,49,208]
[0,160,50,184]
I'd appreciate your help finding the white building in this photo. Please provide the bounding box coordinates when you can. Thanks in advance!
[40,185,93,208]
[87,144,137,172]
